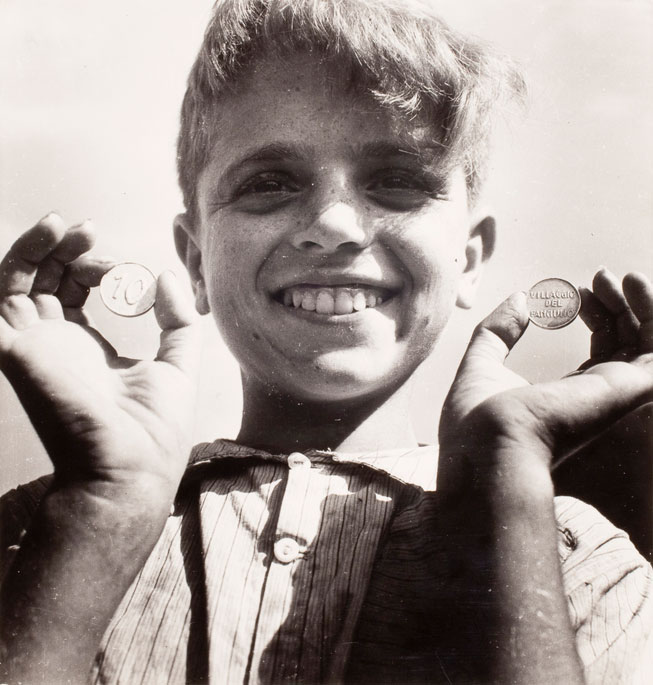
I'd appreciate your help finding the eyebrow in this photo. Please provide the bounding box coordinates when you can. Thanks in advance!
[219,139,447,183]
[351,140,449,161]
[221,143,311,180]
[351,141,418,158]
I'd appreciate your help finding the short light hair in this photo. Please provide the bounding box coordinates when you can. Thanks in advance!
[177,0,526,219]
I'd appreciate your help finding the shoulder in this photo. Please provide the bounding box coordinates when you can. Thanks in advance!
[554,495,649,588]
[555,496,653,684]
[1,475,53,523]
[1,475,53,565]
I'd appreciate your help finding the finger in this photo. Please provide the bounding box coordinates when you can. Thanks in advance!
[540,361,653,462]
[0,294,40,330]
[0,213,66,296]
[585,310,639,360]
[578,287,610,333]
[622,272,653,324]
[0,316,18,353]
[79,325,119,362]
[154,271,201,375]
[592,267,628,315]
[56,255,116,308]
[62,309,107,353]
[466,291,529,365]
[63,307,94,326]
[593,268,640,348]
[578,286,618,360]
[33,293,64,320]
[31,221,95,295]
[623,272,653,351]
[584,273,639,353]
[590,327,617,360]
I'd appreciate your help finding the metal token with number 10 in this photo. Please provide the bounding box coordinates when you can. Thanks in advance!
[100,263,157,317]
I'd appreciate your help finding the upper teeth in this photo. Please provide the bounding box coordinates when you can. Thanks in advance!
[281,286,386,315]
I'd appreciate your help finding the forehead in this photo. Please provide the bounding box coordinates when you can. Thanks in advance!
[202,54,445,171]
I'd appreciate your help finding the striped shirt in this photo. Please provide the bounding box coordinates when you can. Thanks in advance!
[1,440,651,683]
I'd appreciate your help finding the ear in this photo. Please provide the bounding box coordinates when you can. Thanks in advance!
[173,213,210,315]
[455,214,496,309]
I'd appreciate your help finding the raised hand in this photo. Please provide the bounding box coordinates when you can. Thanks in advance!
[0,213,202,683]
[440,270,653,476]
[0,213,201,504]
[434,271,652,684]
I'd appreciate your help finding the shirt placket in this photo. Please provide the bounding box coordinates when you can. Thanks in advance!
[249,451,344,683]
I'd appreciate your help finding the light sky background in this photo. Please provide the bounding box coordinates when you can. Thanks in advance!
[1,0,651,491]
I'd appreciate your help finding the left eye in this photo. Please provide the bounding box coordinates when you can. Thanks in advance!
[366,170,444,209]
[369,171,423,191]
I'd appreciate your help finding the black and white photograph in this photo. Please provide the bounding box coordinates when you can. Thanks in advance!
[1,1,651,682]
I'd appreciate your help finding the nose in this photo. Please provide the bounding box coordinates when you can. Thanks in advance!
[290,199,371,253]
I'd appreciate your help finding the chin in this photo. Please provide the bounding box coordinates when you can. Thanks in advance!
[263,348,414,404]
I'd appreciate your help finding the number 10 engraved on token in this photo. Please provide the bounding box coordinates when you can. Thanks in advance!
[100,263,157,317]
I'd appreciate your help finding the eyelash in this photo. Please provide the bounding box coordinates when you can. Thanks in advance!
[375,169,445,194]
[366,169,449,207]
[228,167,447,213]
[369,170,427,190]
[234,172,300,198]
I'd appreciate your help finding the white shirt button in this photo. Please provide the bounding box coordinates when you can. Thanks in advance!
[287,452,310,469]
[274,537,301,563]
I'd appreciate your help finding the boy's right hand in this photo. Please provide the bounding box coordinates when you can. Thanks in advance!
[0,213,201,509]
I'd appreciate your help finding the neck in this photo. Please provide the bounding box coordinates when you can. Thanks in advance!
[236,377,418,454]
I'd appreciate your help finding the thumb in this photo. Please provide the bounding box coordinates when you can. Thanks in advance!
[465,291,529,366]
[441,292,530,431]
[154,271,201,375]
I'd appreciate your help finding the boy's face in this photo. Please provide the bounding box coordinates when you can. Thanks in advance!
[176,55,492,404]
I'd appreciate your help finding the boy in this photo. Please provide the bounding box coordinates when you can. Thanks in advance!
[1,1,651,683]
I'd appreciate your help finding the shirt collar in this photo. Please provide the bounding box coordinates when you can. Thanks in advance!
[187,439,439,491]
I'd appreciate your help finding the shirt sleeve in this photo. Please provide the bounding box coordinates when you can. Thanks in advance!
[0,475,53,581]
[555,496,653,684]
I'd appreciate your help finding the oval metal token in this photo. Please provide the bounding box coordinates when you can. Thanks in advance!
[527,277,581,329]
[100,262,156,317]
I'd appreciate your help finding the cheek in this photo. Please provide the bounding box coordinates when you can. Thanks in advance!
[204,225,256,287]
[393,229,466,294]
[202,235,245,318]
[202,228,275,343]
[390,232,466,346]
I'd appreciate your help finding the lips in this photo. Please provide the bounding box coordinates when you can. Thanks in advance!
[274,283,398,315]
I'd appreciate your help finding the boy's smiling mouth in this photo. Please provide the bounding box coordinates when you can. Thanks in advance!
[275,284,396,315]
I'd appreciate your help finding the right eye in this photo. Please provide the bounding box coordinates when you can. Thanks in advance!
[241,177,292,194]
[230,172,302,213]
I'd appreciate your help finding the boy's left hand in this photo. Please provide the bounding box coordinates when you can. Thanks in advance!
[439,268,653,490]
[434,269,652,684]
